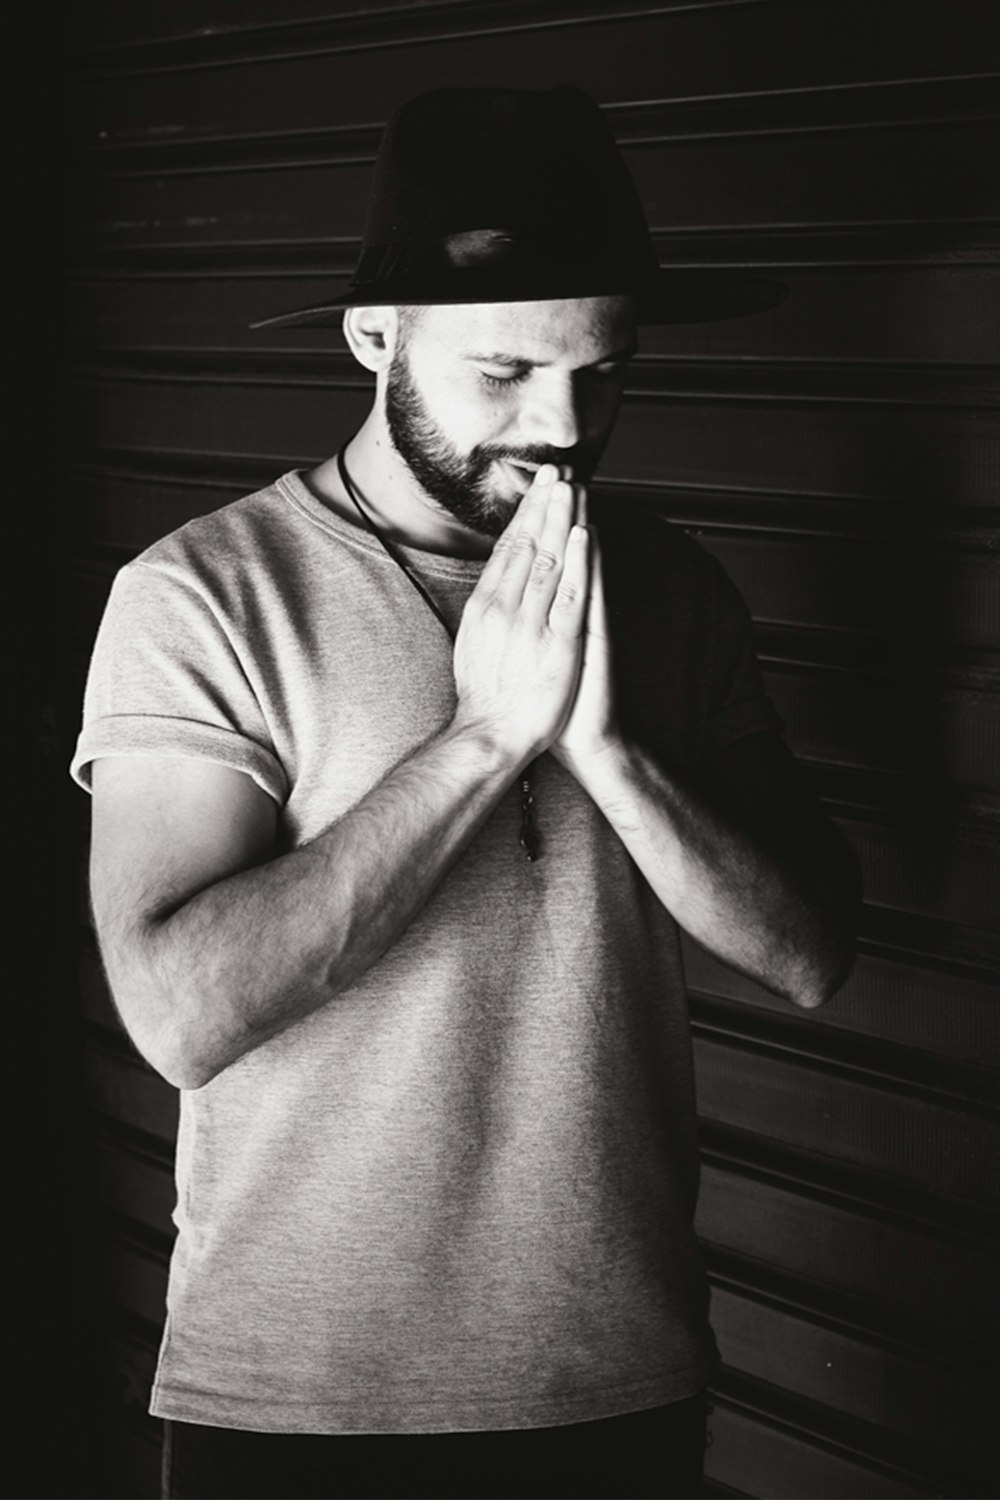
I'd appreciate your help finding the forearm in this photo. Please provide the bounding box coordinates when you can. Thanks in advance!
[567,737,857,1008]
[135,719,519,1088]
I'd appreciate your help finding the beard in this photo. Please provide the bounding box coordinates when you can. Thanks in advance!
[384,346,600,539]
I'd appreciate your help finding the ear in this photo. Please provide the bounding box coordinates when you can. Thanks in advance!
[342,306,402,373]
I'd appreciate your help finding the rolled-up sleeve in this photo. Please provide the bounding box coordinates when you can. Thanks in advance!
[70,558,288,804]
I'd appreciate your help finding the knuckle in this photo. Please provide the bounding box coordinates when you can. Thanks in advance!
[531,549,558,574]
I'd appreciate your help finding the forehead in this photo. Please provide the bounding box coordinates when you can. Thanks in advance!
[416,295,635,363]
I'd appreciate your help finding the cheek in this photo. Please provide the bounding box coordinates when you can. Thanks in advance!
[443,381,517,450]
[424,366,509,449]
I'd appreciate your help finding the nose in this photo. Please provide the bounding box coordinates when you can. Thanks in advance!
[519,373,582,452]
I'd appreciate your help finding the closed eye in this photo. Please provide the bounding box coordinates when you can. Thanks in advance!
[480,368,531,389]
[480,363,626,390]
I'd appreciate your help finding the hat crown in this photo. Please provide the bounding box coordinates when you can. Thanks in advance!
[361,86,657,280]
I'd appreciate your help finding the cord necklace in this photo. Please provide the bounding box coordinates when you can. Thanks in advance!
[335,446,541,861]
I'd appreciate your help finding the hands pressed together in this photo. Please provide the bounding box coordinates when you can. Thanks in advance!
[452,463,618,773]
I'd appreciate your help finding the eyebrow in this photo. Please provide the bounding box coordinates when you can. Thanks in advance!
[464,341,638,369]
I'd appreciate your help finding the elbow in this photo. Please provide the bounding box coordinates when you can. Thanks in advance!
[156,1045,220,1092]
[122,973,231,1091]
[788,928,858,1011]
[136,1013,222,1092]
[143,977,297,1091]
[789,865,862,1011]
[105,925,242,1091]
[791,978,835,1011]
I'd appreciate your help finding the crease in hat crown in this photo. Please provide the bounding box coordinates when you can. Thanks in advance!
[250,85,787,329]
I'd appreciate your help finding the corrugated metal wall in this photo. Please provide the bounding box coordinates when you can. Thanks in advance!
[61,3,1000,1496]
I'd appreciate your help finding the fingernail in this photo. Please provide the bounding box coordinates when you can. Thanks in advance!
[535,464,557,485]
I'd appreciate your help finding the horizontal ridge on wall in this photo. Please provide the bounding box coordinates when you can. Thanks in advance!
[66,0,1000,80]
[753,630,1000,697]
[682,926,1000,1069]
[67,224,1000,274]
[697,1147,1000,1351]
[699,1119,996,1252]
[707,1367,978,1499]
[64,0,837,73]
[704,1243,994,1374]
[66,346,1000,411]
[692,1040,999,1210]
[856,907,999,982]
[688,990,1000,1115]
[71,74,1000,176]
[706,1288,998,1477]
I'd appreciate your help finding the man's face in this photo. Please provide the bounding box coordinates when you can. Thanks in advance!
[384,296,636,539]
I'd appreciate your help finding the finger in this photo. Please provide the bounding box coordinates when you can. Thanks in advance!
[494,477,573,615]
[573,483,588,529]
[548,524,590,637]
[520,478,576,614]
[475,464,557,599]
[506,462,559,546]
[582,527,612,650]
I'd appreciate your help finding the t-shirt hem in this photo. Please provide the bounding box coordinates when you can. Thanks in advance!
[149,1352,721,1435]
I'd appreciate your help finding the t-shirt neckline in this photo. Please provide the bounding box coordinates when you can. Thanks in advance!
[277,469,487,583]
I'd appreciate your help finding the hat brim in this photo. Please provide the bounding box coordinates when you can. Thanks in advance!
[249,270,787,330]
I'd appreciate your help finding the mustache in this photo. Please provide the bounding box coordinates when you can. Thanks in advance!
[474,443,595,474]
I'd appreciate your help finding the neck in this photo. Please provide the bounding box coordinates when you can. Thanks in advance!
[305,410,494,560]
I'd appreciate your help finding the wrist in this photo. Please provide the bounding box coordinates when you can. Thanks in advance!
[553,725,629,785]
[445,709,536,781]
[563,733,661,841]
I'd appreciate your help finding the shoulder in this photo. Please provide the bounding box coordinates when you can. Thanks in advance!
[113,474,350,634]
[131,476,295,584]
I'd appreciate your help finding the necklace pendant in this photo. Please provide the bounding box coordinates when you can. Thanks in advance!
[519,770,541,862]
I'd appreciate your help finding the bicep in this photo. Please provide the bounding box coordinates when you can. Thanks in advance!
[90,755,278,954]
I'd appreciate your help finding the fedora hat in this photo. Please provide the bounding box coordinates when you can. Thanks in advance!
[251,86,786,329]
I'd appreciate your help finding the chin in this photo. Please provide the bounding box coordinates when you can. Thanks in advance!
[481,493,520,535]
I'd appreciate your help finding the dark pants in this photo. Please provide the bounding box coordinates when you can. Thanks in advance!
[161,1391,709,1499]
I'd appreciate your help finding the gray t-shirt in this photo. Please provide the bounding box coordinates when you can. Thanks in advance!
[72,469,780,1435]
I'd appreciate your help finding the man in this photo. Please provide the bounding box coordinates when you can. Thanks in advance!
[72,88,860,1500]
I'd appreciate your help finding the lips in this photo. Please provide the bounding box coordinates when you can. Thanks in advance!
[498,459,537,492]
